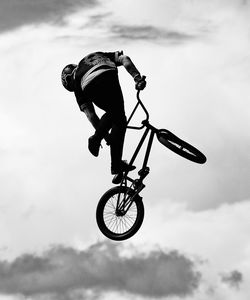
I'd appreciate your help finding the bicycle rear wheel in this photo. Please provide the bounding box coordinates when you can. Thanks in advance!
[157,129,206,164]
[96,186,144,241]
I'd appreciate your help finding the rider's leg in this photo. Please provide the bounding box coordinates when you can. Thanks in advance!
[103,88,135,174]
[89,71,133,172]
[109,111,127,174]
[91,112,112,144]
[88,112,113,156]
[87,114,109,157]
[99,75,128,173]
[93,100,130,172]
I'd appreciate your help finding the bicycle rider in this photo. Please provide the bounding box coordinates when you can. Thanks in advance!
[61,51,146,175]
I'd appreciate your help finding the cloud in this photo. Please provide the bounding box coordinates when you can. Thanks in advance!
[0,242,201,299]
[87,12,113,26]
[0,3,250,300]
[221,270,243,289]
[0,0,98,33]
[110,25,195,43]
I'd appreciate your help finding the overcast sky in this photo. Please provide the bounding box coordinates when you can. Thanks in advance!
[0,0,250,299]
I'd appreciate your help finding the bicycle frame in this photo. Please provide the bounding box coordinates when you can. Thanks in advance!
[116,91,157,213]
[97,90,206,240]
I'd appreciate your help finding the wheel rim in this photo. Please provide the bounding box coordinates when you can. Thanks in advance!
[167,139,196,157]
[157,131,206,164]
[103,194,138,235]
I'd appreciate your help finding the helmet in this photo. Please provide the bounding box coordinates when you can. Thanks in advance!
[61,64,77,92]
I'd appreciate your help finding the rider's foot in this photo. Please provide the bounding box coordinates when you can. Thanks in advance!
[112,173,123,184]
[88,135,101,157]
[111,160,136,175]
[112,160,136,184]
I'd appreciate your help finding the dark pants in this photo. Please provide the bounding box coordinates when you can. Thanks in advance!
[85,71,127,171]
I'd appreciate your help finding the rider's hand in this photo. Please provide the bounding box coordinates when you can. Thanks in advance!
[135,75,146,90]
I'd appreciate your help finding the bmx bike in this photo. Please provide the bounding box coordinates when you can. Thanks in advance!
[96,85,206,241]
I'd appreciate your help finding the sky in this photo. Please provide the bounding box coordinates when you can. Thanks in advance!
[0,0,250,299]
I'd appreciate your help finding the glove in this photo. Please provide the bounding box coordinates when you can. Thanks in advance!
[135,75,146,90]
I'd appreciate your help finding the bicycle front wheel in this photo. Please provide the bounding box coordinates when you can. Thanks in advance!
[96,186,144,241]
[157,129,207,164]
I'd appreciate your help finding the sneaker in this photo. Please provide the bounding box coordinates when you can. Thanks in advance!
[88,135,101,157]
[112,173,123,184]
[111,160,136,175]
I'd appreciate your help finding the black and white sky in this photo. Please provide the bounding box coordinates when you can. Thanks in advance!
[0,0,250,299]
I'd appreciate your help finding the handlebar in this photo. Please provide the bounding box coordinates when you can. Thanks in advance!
[127,76,149,130]
[136,89,149,121]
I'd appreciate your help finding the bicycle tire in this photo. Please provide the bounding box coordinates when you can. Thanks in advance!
[96,186,144,241]
[157,129,207,164]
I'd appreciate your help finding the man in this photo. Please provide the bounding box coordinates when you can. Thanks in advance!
[61,50,146,177]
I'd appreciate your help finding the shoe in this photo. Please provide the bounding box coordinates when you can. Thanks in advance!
[112,173,123,184]
[88,135,101,157]
[111,160,136,175]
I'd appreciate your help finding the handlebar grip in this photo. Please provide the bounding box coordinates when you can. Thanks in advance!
[141,75,146,80]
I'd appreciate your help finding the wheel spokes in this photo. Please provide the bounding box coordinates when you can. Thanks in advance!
[103,194,138,234]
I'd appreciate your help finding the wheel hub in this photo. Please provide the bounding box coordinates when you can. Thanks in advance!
[116,209,125,217]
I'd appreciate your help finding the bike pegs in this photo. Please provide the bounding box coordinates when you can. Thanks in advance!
[138,167,150,178]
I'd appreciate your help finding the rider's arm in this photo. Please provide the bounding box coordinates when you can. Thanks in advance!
[118,55,142,81]
[117,54,146,90]
[81,102,100,129]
